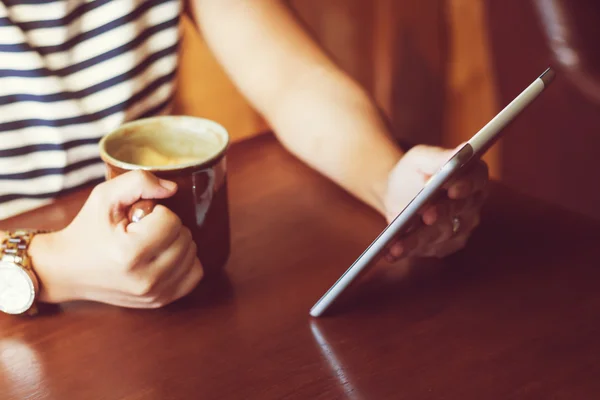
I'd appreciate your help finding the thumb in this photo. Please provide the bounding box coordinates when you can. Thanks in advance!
[408,145,459,176]
[102,170,177,209]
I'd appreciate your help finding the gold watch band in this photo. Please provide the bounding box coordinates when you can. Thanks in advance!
[1,229,49,315]
[1,230,37,268]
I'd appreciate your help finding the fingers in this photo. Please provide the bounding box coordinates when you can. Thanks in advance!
[426,233,470,259]
[142,226,193,281]
[385,144,488,263]
[431,213,454,245]
[421,205,438,225]
[405,145,456,176]
[388,201,450,260]
[94,170,178,227]
[386,199,482,262]
[447,179,472,199]
[386,241,405,261]
[170,260,204,303]
[110,236,202,309]
[148,236,197,301]
[102,170,177,208]
[386,229,420,262]
[421,200,452,226]
[132,226,203,307]
[422,212,480,258]
[448,160,489,199]
[112,261,202,309]
[420,161,487,229]
[125,205,183,259]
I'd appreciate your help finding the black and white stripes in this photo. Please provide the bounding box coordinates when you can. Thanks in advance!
[0,0,181,218]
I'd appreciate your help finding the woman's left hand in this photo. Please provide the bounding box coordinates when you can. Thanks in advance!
[382,144,489,261]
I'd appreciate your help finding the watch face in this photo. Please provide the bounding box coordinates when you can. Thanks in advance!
[0,262,35,314]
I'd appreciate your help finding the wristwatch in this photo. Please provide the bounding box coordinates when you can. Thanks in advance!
[0,230,46,315]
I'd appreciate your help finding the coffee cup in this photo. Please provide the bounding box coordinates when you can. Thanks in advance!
[99,116,231,277]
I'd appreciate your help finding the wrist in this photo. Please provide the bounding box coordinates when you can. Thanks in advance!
[364,112,404,217]
[29,231,74,304]
[370,175,392,217]
[371,150,403,219]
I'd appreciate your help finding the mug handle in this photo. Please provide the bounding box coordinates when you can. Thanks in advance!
[128,199,156,223]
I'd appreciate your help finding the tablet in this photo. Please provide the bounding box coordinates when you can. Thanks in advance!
[309,67,555,318]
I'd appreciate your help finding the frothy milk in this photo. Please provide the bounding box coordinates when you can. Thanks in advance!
[104,118,226,168]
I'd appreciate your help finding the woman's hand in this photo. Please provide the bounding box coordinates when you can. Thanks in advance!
[30,170,204,309]
[382,144,489,261]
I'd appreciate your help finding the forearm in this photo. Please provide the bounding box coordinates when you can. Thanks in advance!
[267,67,403,214]
[192,0,403,214]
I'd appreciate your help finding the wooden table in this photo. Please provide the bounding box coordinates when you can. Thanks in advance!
[1,133,599,399]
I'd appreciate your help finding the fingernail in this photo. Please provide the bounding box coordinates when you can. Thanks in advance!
[159,179,177,192]
[131,208,146,223]
[390,243,403,257]
[424,207,437,225]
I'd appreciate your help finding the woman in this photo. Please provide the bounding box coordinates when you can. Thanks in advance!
[0,0,487,313]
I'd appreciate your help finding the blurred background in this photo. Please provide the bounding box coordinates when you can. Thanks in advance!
[173,0,600,221]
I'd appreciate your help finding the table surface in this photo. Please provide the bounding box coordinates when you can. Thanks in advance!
[1,133,600,400]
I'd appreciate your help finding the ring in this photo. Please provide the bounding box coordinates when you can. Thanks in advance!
[452,216,461,235]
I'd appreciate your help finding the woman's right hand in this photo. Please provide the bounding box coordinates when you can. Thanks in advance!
[30,170,204,309]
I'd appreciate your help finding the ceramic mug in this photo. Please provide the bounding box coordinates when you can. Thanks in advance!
[99,116,231,277]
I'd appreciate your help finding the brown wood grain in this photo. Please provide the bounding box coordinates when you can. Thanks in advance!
[1,133,599,399]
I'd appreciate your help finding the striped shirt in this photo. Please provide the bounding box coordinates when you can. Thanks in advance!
[0,0,182,220]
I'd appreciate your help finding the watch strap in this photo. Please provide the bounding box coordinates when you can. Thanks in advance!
[1,229,49,315]
[1,230,37,269]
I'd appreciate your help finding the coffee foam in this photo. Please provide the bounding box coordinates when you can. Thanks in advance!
[111,143,200,167]
[105,118,227,168]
